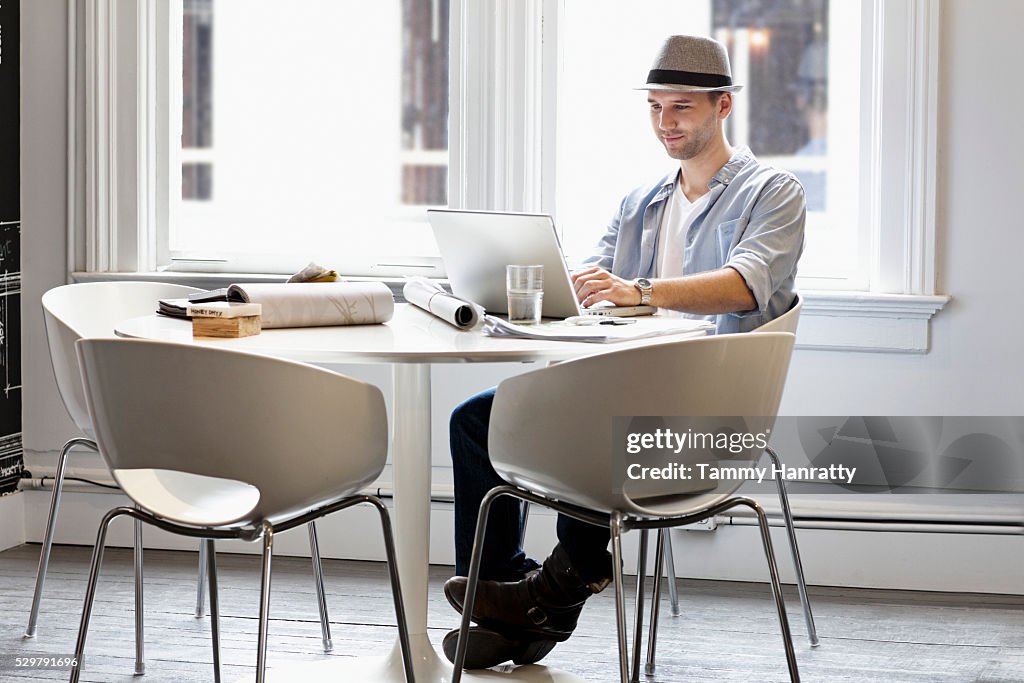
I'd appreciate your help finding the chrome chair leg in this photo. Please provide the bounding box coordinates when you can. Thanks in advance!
[70,507,128,683]
[367,498,415,683]
[25,437,94,638]
[645,528,667,675]
[452,489,496,683]
[519,501,530,548]
[745,499,801,682]
[205,539,222,683]
[662,529,680,616]
[196,539,207,618]
[629,530,648,683]
[307,521,334,652]
[256,523,274,683]
[610,511,630,683]
[133,512,145,675]
[766,446,819,646]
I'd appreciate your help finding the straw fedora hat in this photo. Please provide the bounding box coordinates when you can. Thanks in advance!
[638,35,744,93]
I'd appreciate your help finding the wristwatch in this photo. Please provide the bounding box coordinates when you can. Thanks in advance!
[633,278,653,306]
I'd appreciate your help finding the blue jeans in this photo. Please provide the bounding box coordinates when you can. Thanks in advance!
[450,388,612,583]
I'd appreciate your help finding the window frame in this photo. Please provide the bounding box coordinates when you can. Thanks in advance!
[70,0,948,352]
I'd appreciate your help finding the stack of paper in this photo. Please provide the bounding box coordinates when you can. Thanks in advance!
[483,315,714,343]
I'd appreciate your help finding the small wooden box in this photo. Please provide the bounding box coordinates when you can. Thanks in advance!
[188,302,263,338]
[192,314,262,338]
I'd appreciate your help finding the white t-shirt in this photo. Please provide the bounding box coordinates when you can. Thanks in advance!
[655,182,707,279]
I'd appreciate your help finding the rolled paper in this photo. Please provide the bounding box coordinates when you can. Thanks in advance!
[227,282,394,328]
[403,277,484,330]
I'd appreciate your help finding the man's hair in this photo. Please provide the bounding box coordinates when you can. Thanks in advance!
[707,91,725,105]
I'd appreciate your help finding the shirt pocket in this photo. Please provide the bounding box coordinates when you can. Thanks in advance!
[715,218,742,264]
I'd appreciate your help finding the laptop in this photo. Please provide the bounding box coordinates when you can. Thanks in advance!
[427,209,656,319]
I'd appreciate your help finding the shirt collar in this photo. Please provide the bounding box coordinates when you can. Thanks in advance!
[652,145,755,202]
[652,170,678,203]
[710,145,754,187]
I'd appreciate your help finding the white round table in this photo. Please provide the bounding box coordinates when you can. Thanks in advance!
[116,304,707,682]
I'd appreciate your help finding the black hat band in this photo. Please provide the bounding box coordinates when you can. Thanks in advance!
[646,69,733,88]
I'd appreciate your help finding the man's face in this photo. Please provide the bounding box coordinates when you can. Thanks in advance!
[648,90,724,160]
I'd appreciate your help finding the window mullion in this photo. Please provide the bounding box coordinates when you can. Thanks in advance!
[453,0,546,213]
[82,0,115,272]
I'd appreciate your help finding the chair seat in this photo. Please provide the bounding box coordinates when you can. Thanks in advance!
[113,469,260,527]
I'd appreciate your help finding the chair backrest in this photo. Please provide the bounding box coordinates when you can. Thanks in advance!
[76,338,388,526]
[488,333,795,517]
[41,282,202,435]
[756,292,802,334]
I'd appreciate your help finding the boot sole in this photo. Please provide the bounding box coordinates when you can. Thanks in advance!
[442,628,556,670]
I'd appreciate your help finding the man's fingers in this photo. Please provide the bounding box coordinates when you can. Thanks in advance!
[569,266,602,284]
[574,272,609,299]
[581,282,616,308]
[582,288,612,308]
[575,277,609,301]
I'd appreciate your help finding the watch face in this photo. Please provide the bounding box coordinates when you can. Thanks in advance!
[635,278,652,305]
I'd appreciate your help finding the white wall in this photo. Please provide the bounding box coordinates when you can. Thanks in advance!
[18,1,1024,590]
[777,0,1024,416]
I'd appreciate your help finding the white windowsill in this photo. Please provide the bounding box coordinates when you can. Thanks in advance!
[797,290,950,353]
[72,272,950,353]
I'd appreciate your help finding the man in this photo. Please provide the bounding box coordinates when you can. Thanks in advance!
[444,34,805,669]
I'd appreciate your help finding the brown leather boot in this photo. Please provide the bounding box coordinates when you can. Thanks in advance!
[443,544,610,643]
[441,627,556,669]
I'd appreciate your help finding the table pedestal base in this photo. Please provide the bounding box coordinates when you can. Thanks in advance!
[251,634,588,682]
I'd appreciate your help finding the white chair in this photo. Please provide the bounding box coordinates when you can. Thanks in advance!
[645,294,817,674]
[515,295,817,671]
[70,338,414,683]
[31,283,336,674]
[30,282,201,673]
[451,333,800,683]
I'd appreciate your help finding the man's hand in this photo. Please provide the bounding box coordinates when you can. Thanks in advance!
[570,267,641,308]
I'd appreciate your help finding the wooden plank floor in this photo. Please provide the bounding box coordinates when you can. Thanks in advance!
[1,543,1022,682]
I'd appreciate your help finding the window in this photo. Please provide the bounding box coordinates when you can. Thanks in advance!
[555,0,865,288]
[171,0,450,276]
[77,0,945,351]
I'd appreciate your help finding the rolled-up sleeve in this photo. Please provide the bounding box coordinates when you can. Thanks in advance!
[725,175,806,315]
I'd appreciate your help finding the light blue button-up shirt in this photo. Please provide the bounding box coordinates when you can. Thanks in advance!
[583,146,805,334]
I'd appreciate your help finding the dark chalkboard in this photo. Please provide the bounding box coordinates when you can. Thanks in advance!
[0,0,23,495]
